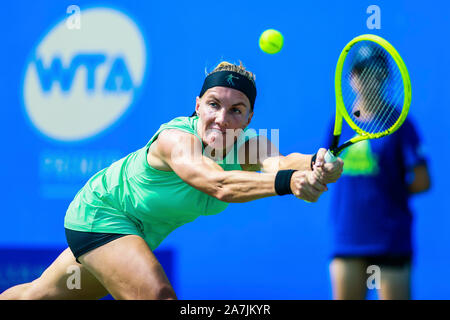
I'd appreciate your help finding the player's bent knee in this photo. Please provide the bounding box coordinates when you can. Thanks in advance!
[156,284,177,300]
[124,283,176,300]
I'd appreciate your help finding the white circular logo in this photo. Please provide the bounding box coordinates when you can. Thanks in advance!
[23,7,147,141]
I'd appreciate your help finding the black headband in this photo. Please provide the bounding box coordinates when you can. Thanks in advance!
[199,71,257,108]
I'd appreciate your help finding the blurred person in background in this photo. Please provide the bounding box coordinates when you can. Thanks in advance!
[326,47,431,300]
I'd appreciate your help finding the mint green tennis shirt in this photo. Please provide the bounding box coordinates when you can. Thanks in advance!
[64,116,257,250]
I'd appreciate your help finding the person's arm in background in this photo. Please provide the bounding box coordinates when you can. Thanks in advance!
[401,119,431,194]
[408,164,430,194]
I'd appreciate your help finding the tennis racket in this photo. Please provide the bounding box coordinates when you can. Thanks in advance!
[324,34,411,163]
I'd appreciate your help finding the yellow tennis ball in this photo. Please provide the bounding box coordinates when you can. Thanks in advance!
[259,29,284,54]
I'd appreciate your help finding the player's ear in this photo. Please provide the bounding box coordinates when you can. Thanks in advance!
[195,96,201,116]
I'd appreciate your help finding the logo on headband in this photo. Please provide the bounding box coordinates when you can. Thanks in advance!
[226,74,239,86]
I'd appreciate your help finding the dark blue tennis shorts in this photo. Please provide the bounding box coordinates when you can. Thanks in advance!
[65,228,129,263]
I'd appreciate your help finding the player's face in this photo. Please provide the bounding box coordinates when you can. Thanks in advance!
[195,86,253,151]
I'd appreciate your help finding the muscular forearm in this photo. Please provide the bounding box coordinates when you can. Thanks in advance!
[212,170,277,203]
[261,153,313,173]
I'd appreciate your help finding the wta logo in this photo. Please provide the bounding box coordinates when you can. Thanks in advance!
[22,7,147,142]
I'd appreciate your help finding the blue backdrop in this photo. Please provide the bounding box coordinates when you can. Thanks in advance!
[1,0,449,299]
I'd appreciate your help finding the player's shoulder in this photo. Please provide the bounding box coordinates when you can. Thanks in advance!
[157,126,196,141]
[152,129,199,166]
[153,116,199,147]
[156,116,199,138]
[162,116,196,129]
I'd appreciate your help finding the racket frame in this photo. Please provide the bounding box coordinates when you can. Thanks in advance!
[330,34,412,157]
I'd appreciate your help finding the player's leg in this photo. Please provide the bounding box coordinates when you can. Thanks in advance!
[329,257,368,300]
[78,234,176,300]
[377,260,411,300]
[0,248,108,300]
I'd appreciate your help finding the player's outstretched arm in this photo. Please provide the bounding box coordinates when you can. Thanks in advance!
[152,130,327,203]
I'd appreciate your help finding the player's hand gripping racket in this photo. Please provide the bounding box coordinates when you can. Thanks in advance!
[324,34,411,163]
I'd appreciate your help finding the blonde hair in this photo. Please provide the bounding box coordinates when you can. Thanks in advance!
[207,61,256,86]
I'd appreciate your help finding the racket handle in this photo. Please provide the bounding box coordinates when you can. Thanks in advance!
[324,149,337,163]
[305,150,336,203]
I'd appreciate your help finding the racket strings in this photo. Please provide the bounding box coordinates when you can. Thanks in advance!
[364,70,402,133]
[343,62,388,133]
[353,57,400,132]
[364,62,403,133]
[343,58,386,131]
[358,60,403,132]
[353,47,388,123]
[353,64,388,127]
[377,70,404,130]
[341,42,404,135]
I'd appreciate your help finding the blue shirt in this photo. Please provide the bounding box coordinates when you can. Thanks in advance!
[326,117,426,257]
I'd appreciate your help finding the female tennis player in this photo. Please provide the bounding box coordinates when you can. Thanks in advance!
[0,61,343,300]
